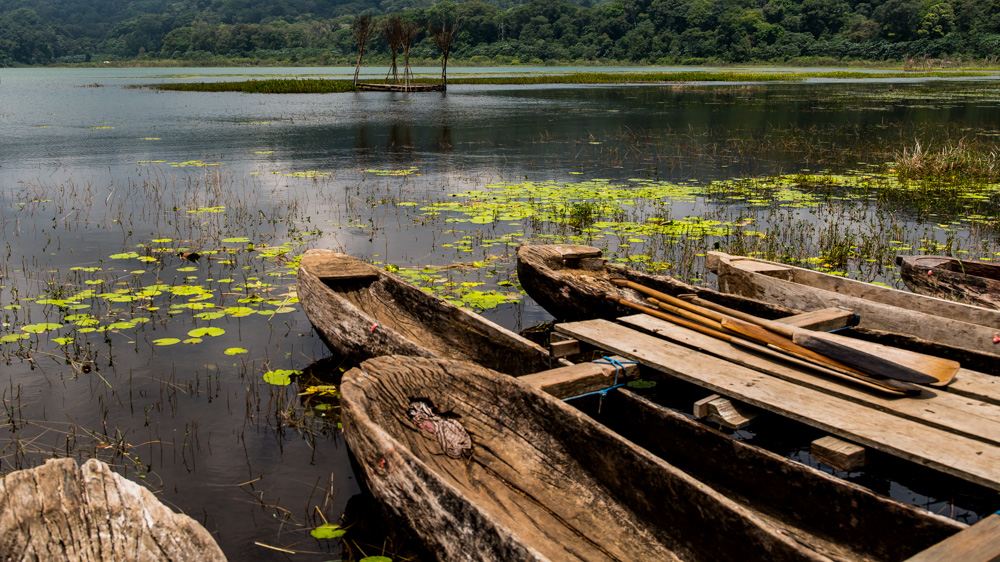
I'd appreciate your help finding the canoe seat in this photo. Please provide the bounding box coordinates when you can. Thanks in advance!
[301,252,380,281]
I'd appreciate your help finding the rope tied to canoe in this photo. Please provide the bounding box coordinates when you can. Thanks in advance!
[407,400,472,459]
[561,357,637,412]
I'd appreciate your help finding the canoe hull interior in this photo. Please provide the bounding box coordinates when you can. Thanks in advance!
[298,249,562,376]
[342,355,856,562]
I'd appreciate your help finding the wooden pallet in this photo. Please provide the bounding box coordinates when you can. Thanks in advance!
[555,315,1000,490]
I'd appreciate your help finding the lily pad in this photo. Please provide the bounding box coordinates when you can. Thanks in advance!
[263,369,300,386]
[22,323,63,333]
[1,334,30,343]
[310,523,346,540]
[187,327,225,338]
[224,347,248,355]
[153,338,181,346]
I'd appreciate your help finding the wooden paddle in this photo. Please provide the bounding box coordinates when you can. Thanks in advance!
[607,296,918,395]
[610,278,953,386]
[679,294,960,388]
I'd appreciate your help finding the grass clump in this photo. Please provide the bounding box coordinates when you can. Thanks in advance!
[894,140,1000,181]
[152,78,358,93]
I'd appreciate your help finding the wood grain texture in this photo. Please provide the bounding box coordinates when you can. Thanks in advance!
[342,355,837,562]
[905,513,1000,562]
[518,358,638,399]
[602,389,963,561]
[0,458,225,561]
[619,314,1000,446]
[557,318,1000,490]
[298,249,565,376]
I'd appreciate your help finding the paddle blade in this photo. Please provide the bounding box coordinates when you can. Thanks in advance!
[792,332,941,385]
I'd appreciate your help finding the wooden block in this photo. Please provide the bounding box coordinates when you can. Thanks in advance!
[693,394,758,429]
[776,307,859,332]
[811,436,866,472]
[905,513,1000,562]
[577,257,607,271]
[518,356,639,399]
[550,339,581,358]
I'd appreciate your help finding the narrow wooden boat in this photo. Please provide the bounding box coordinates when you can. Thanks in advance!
[516,244,801,323]
[897,254,1000,309]
[341,355,963,562]
[297,249,564,376]
[709,251,1000,363]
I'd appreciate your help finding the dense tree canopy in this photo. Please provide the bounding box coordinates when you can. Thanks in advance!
[2,0,1000,66]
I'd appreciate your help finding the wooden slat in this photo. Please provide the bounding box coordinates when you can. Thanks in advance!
[555,318,1000,490]
[693,395,758,429]
[549,339,581,358]
[905,513,1000,562]
[776,307,858,331]
[517,357,638,399]
[617,314,1000,447]
[811,436,866,472]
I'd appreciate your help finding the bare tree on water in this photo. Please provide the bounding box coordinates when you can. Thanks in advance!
[381,15,403,83]
[430,18,459,90]
[399,20,421,87]
[351,14,376,86]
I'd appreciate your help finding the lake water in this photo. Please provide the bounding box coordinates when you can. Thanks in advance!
[2,67,999,559]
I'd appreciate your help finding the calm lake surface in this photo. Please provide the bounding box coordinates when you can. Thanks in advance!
[2,66,999,559]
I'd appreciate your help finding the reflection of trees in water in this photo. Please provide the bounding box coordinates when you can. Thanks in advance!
[388,123,413,154]
[437,120,453,151]
[352,119,453,155]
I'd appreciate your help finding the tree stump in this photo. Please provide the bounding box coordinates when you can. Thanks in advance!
[0,458,225,561]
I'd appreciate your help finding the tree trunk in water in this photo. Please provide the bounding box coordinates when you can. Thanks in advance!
[354,47,365,86]
[441,54,448,90]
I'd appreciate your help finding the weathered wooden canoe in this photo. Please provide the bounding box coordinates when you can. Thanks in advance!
[297,249,565,376]
[342,355,963,562]
[516,244,801,323]
[0,458,225,561]
[709,251,1000,364]
[897,255,1000,309]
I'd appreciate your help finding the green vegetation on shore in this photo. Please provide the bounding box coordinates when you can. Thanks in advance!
[147,70,992,94]
[7,0,1000,70]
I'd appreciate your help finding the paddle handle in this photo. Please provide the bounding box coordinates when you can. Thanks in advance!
[609,296,917,395]
[681,295,798,339]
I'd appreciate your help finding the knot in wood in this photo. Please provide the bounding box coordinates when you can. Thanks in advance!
[408,400,472,459]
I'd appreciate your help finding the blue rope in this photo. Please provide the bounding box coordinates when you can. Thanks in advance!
[561,384,628,403]
[562,356,638,412]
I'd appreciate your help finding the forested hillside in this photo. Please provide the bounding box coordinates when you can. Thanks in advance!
[2,0,998,66]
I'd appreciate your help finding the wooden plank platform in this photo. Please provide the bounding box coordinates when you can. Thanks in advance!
[357,82,444,92]
[617,314,1000,443]
[555,317,1000,490]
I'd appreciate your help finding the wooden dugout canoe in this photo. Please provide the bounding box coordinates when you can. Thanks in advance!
[341,355,964,562]
[709,251,1000,365]
[897,255,1000,310]
[516,245,1000,373]
[297,249,565,376]
[516,244,801,324]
